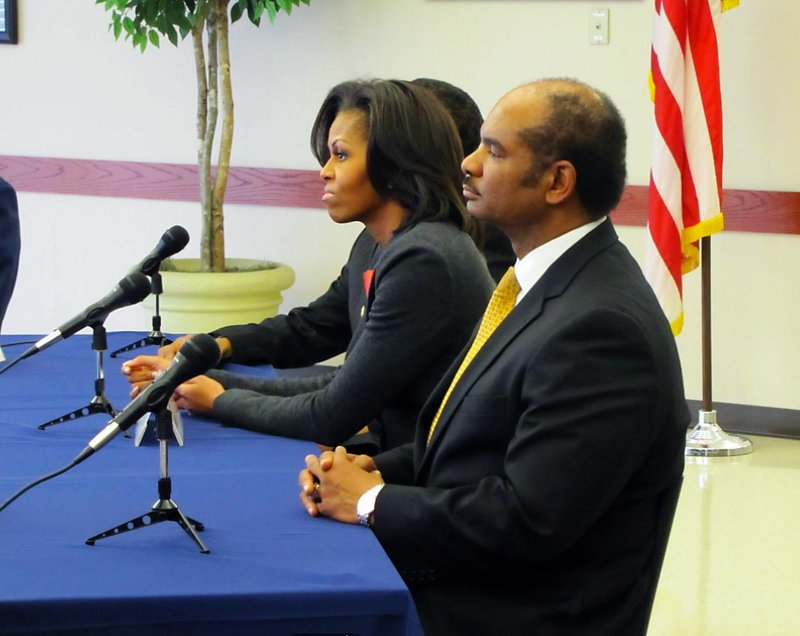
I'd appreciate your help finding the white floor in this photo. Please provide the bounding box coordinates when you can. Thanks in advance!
[648,434,800,636]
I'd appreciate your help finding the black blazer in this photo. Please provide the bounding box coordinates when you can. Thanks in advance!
[0,177,21,332]
[374,220,689,635]
[209,223,494,450]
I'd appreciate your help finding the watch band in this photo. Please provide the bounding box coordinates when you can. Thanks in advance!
[356,483,385,527]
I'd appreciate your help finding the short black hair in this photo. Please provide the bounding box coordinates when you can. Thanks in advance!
[519,81,627,219]
[411,78,483,154]
[310,79,467,231]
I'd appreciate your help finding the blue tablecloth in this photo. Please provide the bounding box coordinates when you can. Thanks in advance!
[0,332,421,635]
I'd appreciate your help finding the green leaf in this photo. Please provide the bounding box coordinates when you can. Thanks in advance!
[243,0,256,24]
[148,29,160,47]
[232,0,250,22]
[252,2,266,21]
[131,31,148,52]
[265,2,277,24]
[165,0,190,25]
[113,17,123,39]
[166,25,179,46]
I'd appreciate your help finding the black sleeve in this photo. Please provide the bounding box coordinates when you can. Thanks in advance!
[211,241,479,447]
[212,267,351,368]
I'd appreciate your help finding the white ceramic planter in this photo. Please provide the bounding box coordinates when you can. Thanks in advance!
[142,258,295,334]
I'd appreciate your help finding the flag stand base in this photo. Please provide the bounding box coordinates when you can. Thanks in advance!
[685,409,752,457]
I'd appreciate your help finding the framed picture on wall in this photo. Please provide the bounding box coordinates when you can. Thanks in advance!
[0,0,17,45]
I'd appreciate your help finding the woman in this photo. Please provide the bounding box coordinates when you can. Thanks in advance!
[123,79,494,452]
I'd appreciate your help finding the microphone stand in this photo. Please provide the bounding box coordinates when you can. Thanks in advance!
[110,272,172,358]
[38,324,117,430]
[85,406,209,553]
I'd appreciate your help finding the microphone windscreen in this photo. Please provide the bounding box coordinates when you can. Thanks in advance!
[119,272,153,306]
[158,225,190,258]
[179,333,221,373]
[72,272,153,334]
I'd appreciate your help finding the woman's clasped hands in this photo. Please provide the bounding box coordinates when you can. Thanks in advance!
[120,353,224,415]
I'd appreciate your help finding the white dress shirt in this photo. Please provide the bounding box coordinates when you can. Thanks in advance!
[513,217,607,305]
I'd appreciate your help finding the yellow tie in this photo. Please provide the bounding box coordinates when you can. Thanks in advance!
[427,267,521,443]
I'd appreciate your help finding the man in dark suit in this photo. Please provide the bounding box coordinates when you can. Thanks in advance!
[299,79,689,635]
[0,177,21,334]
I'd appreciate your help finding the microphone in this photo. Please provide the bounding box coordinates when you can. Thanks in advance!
[130,225,190,276]
[1,334,220,514]
[74,334,220,464]
[29,272,153,355]
[0,273,152,377]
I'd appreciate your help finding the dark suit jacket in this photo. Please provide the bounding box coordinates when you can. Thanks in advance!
[0,178,21,332]
[373,219,689,635]
[209,222,494,450]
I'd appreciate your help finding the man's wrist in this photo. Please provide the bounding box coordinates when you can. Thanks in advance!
[356,482,385,527]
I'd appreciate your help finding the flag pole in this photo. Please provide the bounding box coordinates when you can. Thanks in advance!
[685,235,752,457]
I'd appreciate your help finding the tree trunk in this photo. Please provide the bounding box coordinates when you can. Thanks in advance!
[192,17,213,272]
[211,0,232,273]
[199,6,221,272]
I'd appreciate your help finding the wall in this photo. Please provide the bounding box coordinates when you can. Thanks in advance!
[0,0,798,411]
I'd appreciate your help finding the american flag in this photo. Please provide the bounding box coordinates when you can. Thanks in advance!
[645,0,738,335]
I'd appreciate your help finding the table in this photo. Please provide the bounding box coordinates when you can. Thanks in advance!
[0,332,422,635]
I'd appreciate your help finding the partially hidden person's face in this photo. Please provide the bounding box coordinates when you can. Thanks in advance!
[319,109,386,225]
[461,89,551,232]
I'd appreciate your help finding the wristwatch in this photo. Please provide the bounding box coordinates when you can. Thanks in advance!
[356,483,385,527]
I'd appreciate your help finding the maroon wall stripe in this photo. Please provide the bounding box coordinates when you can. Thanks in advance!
[1,155,798,235]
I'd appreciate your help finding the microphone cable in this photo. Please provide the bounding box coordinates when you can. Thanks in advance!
[0,339,37,348]
[0,340,37,375]
[0,457,82,513]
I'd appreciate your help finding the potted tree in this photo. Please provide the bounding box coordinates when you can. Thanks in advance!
[97,0,306,332]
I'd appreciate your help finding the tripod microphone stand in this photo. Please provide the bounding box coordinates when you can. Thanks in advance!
[110,272,172,358]
[85,404,209,553]
[38,324,117,430]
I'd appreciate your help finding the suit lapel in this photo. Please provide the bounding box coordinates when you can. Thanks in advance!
[418,220,619,469]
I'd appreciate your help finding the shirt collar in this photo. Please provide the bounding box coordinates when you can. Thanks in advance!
[514,216,606,304]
